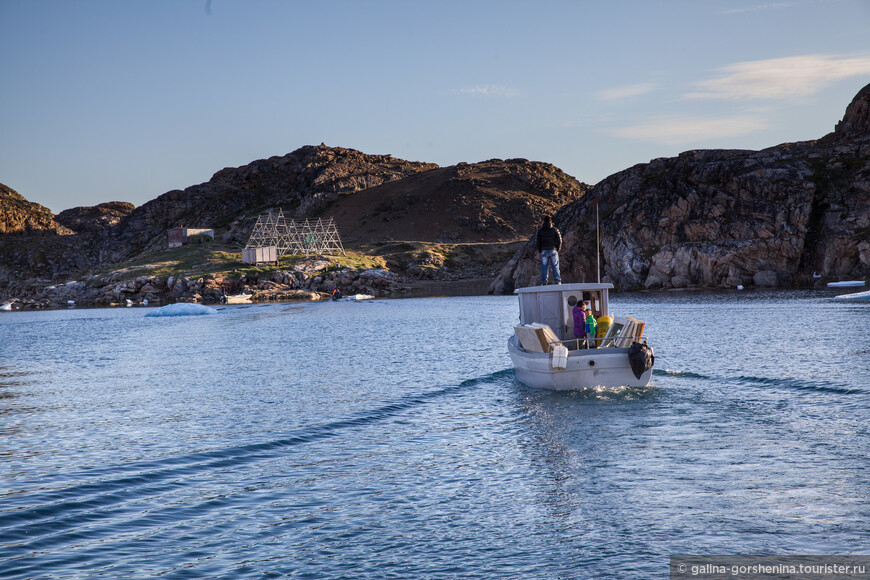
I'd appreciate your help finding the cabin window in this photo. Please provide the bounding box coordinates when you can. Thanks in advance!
[583,291,601,317]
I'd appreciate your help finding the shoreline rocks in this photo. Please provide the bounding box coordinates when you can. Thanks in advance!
[0,258,417,310]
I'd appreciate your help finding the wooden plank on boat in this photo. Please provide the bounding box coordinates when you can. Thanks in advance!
[529,323,561,351]
[514,326,546,352]
[626,317,645,338]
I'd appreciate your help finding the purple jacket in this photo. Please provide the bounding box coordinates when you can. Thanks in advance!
[572,306,586,338]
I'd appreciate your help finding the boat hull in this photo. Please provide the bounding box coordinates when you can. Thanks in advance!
[508,335,652,390]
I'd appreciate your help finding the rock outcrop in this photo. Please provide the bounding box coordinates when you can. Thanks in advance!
[0,183,71,235]
[55,202,135,234]
[491,81,870,293]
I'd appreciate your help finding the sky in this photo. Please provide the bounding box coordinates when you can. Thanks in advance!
[2,1,870,214]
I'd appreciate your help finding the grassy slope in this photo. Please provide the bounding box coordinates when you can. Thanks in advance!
[95,238,525,283]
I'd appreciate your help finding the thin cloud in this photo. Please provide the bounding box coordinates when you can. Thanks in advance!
[686,54,870,100]
[447,85,519,97]
[722,2,797,14]
[610,115,771,145]
[596,83,656,101]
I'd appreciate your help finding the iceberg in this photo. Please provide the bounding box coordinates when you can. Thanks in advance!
[834,289,870,301]
[145,303,218,317]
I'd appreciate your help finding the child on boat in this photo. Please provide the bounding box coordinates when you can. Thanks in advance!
[585,308,598,348]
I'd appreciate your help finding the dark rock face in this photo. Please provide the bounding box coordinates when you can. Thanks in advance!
[55,202,135,234]
[835,82,870,138]
[491,82,870,293]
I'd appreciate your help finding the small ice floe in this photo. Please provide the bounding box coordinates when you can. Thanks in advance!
[145,303,218,317]
[827,280,866,287]
[834,289,870,301]
[736,285,744,290]
[346,294,375,300]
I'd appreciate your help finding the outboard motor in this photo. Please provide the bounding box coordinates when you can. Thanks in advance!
[627,341,654,380]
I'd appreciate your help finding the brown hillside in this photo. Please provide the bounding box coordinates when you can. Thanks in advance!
[0,183,71,235]
[325,158,589,244]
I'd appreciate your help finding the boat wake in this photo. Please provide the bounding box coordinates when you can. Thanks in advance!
[733,374,864,395]
[0,369,516,565]
[653,368,713,380]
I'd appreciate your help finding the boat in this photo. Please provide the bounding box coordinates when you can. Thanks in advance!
[508,283,654,390]
[827,280,866,287]
[224,293,253,304]
[0,302,13,311]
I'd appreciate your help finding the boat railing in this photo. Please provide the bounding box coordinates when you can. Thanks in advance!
[546,336,648,352]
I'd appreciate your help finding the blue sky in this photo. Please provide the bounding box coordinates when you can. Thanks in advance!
[2,0,870,213]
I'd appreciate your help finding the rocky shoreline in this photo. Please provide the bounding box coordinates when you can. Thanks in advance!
[0,256,420,310]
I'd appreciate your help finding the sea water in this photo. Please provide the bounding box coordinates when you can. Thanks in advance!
[1,290,869,578]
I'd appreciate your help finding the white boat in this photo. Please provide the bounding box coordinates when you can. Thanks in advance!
[827,280,866,287]
[225,293,253,304]
[508,283,654,390]
[0,302,13,311]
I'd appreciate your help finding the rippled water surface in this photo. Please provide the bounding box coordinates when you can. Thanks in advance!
[2,291,870,578]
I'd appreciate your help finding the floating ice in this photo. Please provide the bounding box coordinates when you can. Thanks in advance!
[145,303,218,317]
[834,289,870,301]
[827,280,865,287]
[346,294,375,300]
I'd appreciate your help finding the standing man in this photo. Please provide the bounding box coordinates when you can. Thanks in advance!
[536,215,562,285]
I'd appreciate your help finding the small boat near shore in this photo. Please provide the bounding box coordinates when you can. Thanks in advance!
[827,280,866,287]
[508,283,654,390]
[0,301,13,311]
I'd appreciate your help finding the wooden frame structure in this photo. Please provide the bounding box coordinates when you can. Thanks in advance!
[245,210,346,256]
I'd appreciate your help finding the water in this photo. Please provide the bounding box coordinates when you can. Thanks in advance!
[1,291,869,578]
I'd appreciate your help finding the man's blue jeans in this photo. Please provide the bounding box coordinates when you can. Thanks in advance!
[540,249,561,285]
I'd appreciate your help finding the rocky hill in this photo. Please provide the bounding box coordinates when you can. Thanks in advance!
[0,183,70,235]
[326,158,587,244]
[0,145,589,299]
[99,145,440,263]
[491,82,870,293]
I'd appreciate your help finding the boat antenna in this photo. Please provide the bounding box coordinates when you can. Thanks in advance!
[595,201,601,283]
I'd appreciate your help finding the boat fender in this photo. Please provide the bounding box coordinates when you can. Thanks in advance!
[596,316,612,346]
[627,342,654,380]
[551,345,568,370]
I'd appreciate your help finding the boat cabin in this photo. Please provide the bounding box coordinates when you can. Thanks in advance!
[515,283,613,342]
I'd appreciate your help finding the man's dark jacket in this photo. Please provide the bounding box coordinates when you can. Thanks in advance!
[536,225,562,252]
